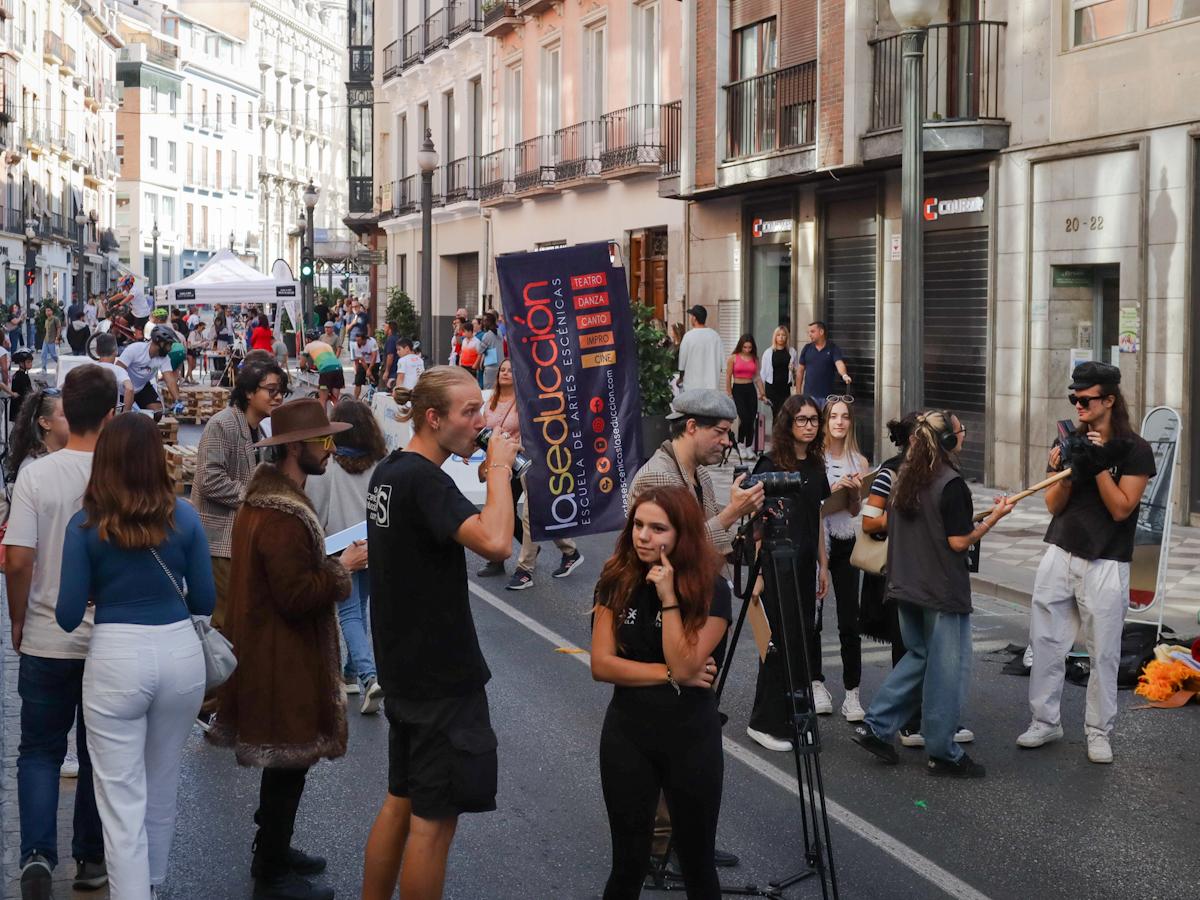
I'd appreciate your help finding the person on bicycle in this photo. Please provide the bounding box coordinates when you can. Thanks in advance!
[117,326,180,411]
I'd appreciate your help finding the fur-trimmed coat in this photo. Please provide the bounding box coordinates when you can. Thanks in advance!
[207,463,351,768]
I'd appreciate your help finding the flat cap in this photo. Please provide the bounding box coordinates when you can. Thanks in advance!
[666,388,738,421]
[1069,360,1121,390]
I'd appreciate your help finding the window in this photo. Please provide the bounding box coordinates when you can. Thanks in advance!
[632,2,660,105]
[418,102,429,144]
[169,90,177,116]
[149,137,158,169]
[215,150,222,189]
[471,78,483,159]
[1071,0,1200,45]
[168,141,176,173]
[144,192,159,222]
[247,102,254,127]
[398,253,407,292]
[444,90,455,161]
[583,23,606,123]
[186,202,193,242]
[1149,0,1200,25]
[150,86,158,113]
[186,84,193,116]
[540,44,561,134]
[216,96,222,126]
[504,64,522,148]
[231,150,238,187]
[398,113,407,176]
[247,155,254,188]
[734,18,778,79]
[162,196,175,231]
[231,97,237,125]
[186,143,194,181]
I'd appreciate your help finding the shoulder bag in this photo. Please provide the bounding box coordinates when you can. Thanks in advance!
[850,519,888,576]
[149,547,237,691]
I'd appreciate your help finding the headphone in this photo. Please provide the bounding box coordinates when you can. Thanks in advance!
[919,411,959,453]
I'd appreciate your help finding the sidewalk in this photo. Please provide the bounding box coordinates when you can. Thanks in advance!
[705,454,1200,635]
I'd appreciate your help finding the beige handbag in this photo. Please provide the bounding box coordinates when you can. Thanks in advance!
[849,520,888,576]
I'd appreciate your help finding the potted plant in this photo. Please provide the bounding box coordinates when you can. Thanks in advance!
[632,302,675,459]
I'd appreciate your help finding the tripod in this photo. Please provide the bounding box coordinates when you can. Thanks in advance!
[645,498,839,899]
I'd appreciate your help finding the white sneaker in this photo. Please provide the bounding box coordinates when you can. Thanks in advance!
[746,727,793,752]
[1087,733,1113,764]
[1022,645,1033,668]
[811,681,833,715]
[840,688,866,722]
[60,750,79,778]
[899,728,925,747]
[954,727,975,744]
[360,677,384,715]
[1017,721,1064,748]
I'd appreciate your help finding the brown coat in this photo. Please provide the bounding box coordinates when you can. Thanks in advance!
[207,463,351,768]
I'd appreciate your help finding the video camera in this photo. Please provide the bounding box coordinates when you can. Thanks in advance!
[734,465,808,496]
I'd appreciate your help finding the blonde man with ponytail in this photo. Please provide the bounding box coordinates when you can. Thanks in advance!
[364,365,519,900]
[851,410,1013,779]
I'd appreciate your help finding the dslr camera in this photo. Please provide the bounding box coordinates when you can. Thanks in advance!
[735,468,807,495]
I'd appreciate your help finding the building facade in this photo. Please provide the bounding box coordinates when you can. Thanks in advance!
[671,0,1200,523]
[0,0,122,319]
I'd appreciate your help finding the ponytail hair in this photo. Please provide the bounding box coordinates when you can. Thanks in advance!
[392,365,476,431]
[891,409,957,517]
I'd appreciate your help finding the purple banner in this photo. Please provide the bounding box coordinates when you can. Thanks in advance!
[496,242,644,541]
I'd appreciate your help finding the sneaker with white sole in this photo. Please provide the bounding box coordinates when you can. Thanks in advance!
[61,749,80,778]
[20,853,52,900]
[342,673,361,695]
[360,677,384,715]
[73,858,108,890]
[1086,733,1113,764]
[954,727,975,744]
[840,688,866,722]
[1017,720,1064,748]
[551,551,584,578]
[506,569,534,591]
[811,680,833,715]
[746,727,793,752]
[899,728,925,748]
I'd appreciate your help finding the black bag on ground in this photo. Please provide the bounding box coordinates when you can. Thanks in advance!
[1116,622,1171,687]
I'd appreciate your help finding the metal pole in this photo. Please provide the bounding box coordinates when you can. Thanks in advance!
[421,157,433,357]
[306,213,315,333]
[899,27,926,416]
[76,223,85,307]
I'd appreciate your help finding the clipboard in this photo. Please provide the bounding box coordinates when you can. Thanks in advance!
[325,521,367,556]
[820,470,878,518]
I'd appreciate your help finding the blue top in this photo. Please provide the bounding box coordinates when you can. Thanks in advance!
[798,341,845,401]
[57,498,216,631]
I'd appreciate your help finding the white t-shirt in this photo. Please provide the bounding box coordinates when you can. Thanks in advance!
[351,337,379,362]
[130,288,152,318]
[118,341,172,391]
[677,326,726,392]
[2,449,95,659]
[825,451,869,541]
[396,353,424,389]
[95,360,134,406]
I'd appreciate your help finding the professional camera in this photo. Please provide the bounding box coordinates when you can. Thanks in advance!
[1052,419,1090,472]
[740,470,808,495]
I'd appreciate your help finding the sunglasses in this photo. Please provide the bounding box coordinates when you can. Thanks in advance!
[793,415,820,428]
[302,435,335,450]
[1068,393,1107,408]
[825,394,855,405]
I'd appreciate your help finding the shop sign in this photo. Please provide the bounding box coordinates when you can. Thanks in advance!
[751,217,792,238]
[922,195,985,221]
[1052,266,1092,288]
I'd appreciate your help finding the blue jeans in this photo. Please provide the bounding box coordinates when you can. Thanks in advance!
[41,339,58,371]
[17,655,105,868]
[338,570,376,687]
[863,602,972,763]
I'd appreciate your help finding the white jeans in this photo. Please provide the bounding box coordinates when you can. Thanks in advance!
[83,621,205,899]
[1028,544,1129,738]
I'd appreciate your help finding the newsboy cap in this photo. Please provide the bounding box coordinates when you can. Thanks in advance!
[666,388,738,422]
[1069,360,1121,391]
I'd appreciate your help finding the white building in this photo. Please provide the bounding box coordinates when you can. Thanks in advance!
[0,0,123,316]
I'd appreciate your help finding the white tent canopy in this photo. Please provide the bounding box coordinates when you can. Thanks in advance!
[154,249,299,309]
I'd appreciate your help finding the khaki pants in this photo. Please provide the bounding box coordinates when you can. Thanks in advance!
[516,474,577,572]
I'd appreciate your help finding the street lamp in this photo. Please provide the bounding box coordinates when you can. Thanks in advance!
[303,181,319,330]
[417,128,438,358]
[891,0,938,416]
[75,210,87,307]
[24,218,37,348]
[151,220,161,292]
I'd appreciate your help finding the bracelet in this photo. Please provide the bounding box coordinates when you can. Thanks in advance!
[665,667,681,695]
[660,604,680,612]
[489,464,513,476]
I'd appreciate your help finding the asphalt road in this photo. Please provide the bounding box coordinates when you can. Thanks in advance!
[156,529,1197,900]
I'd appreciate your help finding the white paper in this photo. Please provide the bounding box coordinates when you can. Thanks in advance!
[325,521,367,556]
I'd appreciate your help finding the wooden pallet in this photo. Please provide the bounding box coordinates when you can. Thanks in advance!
[164,444,199,494]
[157,416,179,445]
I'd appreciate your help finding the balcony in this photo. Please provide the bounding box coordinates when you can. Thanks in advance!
[482,2,520,38]
[382,40,399,79]
[478,149,512,201]
[43,32,63,65]
[726,61,816,163]
[0,94,13,124]
[424,11,447,54]
[660,100,681,176]
[350,46,373,82]
[444,156,478,203]
[599,104,667,174]
[517,0,555,15]
[349,176,373,213]
[3,27,23,60]
[392,175,419,216]
[402,26,422,69]
[5,207,23,233]
[553,120,602,184]
[59,43,76,75]
[260,100,276,122]
[513,135,556,194]
[864,20,1008,160]
[448,1,483,40]
[123,34,179,68]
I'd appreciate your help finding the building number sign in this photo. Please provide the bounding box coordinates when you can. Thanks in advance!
[1065,216,1104,232]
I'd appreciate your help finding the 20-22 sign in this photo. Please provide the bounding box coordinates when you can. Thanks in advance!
[1065,216,1104,233]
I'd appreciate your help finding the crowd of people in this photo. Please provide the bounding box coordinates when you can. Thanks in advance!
[2,289,1153,900]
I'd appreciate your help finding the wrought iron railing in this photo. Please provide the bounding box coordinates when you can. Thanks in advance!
[5,207,23,233]
[726,62,816,160]
[424,10,447,53]
[868,21,1006,132]
[661,100,681,175]
[402,26,422,69]
[448,0,482,40]
[445,156,477,202]
[349,176,373,213]
[483,2,518,29]
[478,149,510,200]
[514,135,555,192]
[554,120,601,182]
[600,104,664,172]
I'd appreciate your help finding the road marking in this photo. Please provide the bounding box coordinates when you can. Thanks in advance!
[469,581,997,900]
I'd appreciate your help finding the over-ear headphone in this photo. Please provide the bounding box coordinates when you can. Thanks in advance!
[919,411,959,452]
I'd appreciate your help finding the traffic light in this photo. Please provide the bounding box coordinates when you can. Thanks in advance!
[24,268,35,288]
[300,249,314,284]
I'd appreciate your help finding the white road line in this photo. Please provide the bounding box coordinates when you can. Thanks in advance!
[468,581,997,900]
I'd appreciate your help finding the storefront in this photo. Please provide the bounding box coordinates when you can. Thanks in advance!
[744,201,795,348]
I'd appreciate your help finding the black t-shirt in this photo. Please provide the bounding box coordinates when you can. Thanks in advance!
[770,348,791,386]
[612,577,733,702]
[367,451,490,699]
[1044,434,1156,562]
[939,477,975,538]
[752,453,831,562]
[10,370,31,417]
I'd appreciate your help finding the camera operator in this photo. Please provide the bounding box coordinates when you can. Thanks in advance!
[745,395,831,752]
[591,486,732,899]
[1016,361,1154,765]
[361,366,519,900]
[851,411,1012,778]
[628,389,763,871]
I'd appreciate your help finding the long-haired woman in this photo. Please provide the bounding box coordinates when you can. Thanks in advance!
[745,394,831,752]
[851,411,1011,778]
[306,398,388,714]
[56,413,216,899]
[6,388,69,480]
[758,326,797,422]
[725,333,764,450]
[591,486,732,899]
[821,395,870,721]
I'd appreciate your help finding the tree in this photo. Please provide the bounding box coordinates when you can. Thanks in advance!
[632,303,675,416]
[385,286,421,342]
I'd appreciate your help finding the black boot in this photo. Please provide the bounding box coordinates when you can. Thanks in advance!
[252,837,327,878]
[252,870,334,900]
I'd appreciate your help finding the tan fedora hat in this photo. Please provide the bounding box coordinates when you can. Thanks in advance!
[252,398,352,447]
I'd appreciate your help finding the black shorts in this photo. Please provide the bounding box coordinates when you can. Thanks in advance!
[354,363,379,386]
[133,382,161,409]
[385,688,498,820]
[318,369,345,390]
